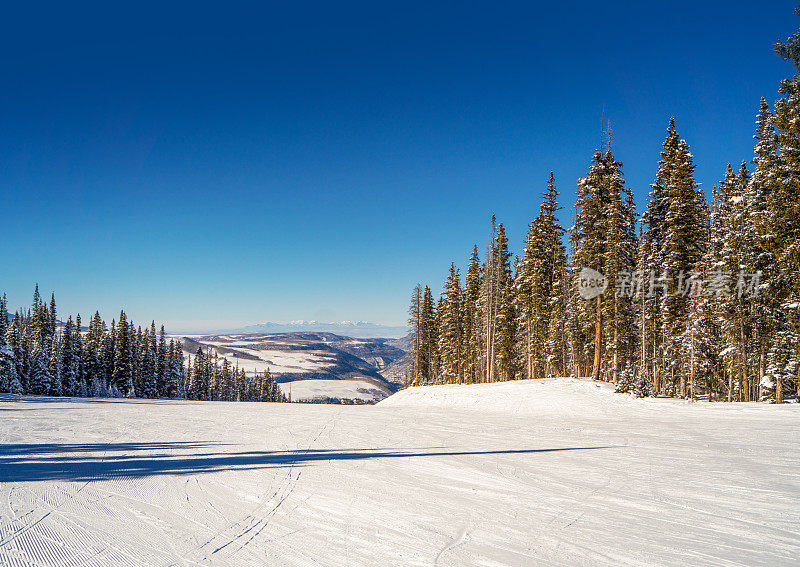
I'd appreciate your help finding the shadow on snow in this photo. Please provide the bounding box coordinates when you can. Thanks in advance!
[0,442,614,482]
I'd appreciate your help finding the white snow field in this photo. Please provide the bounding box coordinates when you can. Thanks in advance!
[278,379,386,403]
[0,378,798,566]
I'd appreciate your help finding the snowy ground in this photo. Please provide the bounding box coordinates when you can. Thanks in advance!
[0,378,798,566]
[279,378,386,403]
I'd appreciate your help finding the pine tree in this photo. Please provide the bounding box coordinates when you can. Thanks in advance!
[463,246,483,383]
[138,325,157,398]
[49,293,57,337]
[0,295,11,392]
[711,163,758,401]
[438,264,464,383]
[541,174,569,378]
[773,3,800,72]
[517,173,569,380]
[165,340,184,398]
[749,98,780,400]
[192,347,207,400]
[112,311,134,395]
[28,347,51,395]
[481,216,501,382]
[759,15,800,402]
[420,286,438,384]
[516,212,550,380]
[408,284,423,385]
[601,149,638,383]
[653,118,708,396]
[60,317,79,396]
[573,148,610,381]
[157,325,168,395]
[0,294,8,339]
[681,288,718,399]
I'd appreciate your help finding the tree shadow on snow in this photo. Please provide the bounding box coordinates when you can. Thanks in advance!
[0,442,614,482]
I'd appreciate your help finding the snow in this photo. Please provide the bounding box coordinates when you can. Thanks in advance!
[279,378,385,403]
[0,378,798,566]
[188,345,336,375]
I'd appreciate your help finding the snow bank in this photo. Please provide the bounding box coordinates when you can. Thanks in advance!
[379,377,626,416]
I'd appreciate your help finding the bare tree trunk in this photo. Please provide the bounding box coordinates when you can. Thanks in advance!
[741,326,749,402]
[640,292,646,376]
[680,370,686,399]
[527,320,532,380]
[591,295,602,381]
[612,325,618,384]
[727,371,733,402]
[689,333,695,400]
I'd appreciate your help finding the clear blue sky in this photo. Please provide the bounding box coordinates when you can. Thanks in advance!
[1,1,796,332]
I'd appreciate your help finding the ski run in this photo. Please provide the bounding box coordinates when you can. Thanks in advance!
[0,378,798,566]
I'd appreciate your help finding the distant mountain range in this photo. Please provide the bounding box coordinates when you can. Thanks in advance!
[210,321,408,339]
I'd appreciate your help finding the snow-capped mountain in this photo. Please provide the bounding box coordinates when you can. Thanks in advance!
[210,321,408,339]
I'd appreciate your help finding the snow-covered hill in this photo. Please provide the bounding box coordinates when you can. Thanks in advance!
[179,332,405,403]
[1,378,797,566]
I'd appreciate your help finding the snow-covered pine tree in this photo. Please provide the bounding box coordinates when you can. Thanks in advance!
[759,14,800,402]
[0,297,9,393]
[48,293,57,337]
[28,347,51,395]
[515,209,550,380]
[6,316,28,393]
[654,118,708,397]
[73,313,84,391]
[749,98,780,401]
[572,145,612,381]
[541,174,569,378]
[168,339,185,398]
[481,216,500,382]
[680,284,718,399]
[48,330,62,396]
[112,311,134,395]
[463,247,483,383]
[419,286,438,385]
[711,164,757,401]
[82,312,103,390]
[192,347,208,400]
[157,325,168,396]
[434,294,444,382]
[601,144,638,383]
[438,264,464,384]
[408,284,423,385]
[566,204,590,378]
[137,325,156,398]
[487,221,516,381]
[60,317,79,396]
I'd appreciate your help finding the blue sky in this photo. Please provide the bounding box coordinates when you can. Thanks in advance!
[1,1,796,332]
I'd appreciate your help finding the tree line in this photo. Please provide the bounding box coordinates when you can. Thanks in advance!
[0,286,286,402]
[408,11,800,403]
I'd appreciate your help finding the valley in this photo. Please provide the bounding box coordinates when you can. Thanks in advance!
[179,332,410,403]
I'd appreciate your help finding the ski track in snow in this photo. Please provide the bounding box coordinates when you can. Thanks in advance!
[0,378,798,566]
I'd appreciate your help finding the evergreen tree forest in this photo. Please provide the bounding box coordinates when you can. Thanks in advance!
[408,10,800,403]
[0,286,286,403]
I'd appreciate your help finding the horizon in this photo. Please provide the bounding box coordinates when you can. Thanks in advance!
[2,0,796,329]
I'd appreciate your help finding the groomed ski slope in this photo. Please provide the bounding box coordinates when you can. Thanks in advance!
[0,378,798,566]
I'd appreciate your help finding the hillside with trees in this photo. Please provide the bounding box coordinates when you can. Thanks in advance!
[408,11,800,403]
